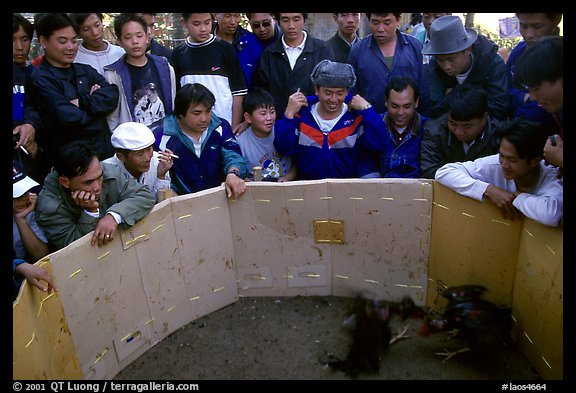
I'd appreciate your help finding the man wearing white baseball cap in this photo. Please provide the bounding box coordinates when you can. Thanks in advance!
[422,15,510,121]
[104,122,175,201]
[13,160,55,299]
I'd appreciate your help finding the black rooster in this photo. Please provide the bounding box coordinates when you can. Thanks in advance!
[322,292,424,377]
[420,285,513,362]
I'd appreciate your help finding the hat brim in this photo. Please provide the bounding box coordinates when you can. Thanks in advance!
[13,176,39,198]
[422,29,478,55]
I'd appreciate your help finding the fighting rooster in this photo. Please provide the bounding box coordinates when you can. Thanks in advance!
[322,292,425,377]
[420,285,513,362]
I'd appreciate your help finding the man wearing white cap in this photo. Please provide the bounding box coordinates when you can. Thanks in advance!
[13,160,56,298]
[422,15,510,120]
[104,122,174,202]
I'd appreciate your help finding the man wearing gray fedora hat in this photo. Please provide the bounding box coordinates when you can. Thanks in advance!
[423,15,510,121]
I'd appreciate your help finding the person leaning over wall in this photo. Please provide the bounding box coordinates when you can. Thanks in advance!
[35,141,156,252]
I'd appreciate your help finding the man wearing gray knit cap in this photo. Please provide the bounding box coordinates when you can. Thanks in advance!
[274,60,386,180]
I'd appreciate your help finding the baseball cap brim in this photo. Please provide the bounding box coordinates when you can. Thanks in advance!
[13,176,39,198]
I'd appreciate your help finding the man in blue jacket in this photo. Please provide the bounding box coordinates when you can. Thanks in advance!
[423,15,510,120]
[154,83,248,199]
[348,13,431,117]
[274,60,382,180]
[358,76,428,178]
[506,13,562,127]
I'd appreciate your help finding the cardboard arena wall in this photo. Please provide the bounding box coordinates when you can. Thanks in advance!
[13,179,563,380]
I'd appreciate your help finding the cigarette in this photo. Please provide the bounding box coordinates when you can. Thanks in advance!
[296,88,301,93]
[166,153,179,159]
[20,145,29,155]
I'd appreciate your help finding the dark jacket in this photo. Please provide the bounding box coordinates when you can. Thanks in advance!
[359,112,428,178]
[427,34,510,120]
[420,113,507,179]
[148,38,172,59]
[13,62,49,184]
[326,32,360,63]
[28,61,119,161]
[253,32,335,115]
[212,24,263,88]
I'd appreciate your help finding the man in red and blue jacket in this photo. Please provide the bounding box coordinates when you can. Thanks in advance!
[274,60,383,180]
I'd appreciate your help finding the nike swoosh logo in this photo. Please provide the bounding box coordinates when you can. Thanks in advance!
[211,66,221,71]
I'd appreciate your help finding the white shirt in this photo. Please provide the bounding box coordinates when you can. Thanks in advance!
[435,154,563,227]
[74,40,125,75]
[282,31,307,70]
[103,153,170,200]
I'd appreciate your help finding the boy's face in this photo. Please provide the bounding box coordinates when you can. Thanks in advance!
[119,21,148,59]
[13,25,32,66]
[498,138,539,180]
[183,13,213,43]
[13,192,32,214]
[40,26,78,68]
[78,13,105,50]
[527,79,563,114]
[244,105,276,136]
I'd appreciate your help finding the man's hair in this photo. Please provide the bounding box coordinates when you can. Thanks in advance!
[275,13,308,21]
[174,83,216,118]
[114,13,147,40]
[447,85,488,121]
[246,13,274,20]
[366,13,402,20]
[181,13,212,22]
[69,13,104,27]
[515,13,563,26]
[35,13,78,39]
[54,141,98,179]
[498,119,549,161]
[13,13,34,38]
[242,87,276,115]
[385,76,420,103]
[514,35,563,89]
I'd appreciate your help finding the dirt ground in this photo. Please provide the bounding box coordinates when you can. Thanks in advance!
[113,295,541,381]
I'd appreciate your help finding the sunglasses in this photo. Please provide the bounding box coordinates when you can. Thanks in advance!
[251,20,272,29]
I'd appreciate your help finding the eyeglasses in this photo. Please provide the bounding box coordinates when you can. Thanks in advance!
[250,20,272,29]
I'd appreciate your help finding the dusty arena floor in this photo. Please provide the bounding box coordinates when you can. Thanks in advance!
[113,296,541,381]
